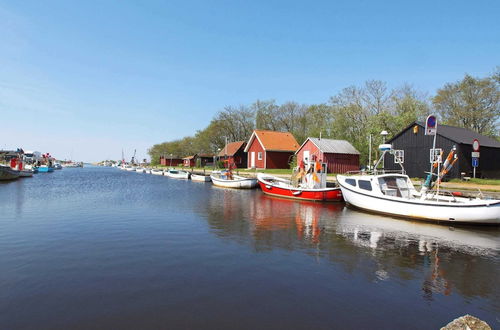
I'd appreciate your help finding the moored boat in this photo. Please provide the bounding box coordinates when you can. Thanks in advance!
[165,169,190,179]
[257,174,342,202]
[151,169,164,176]
[210,170,257,189]
[257,161,342,202]
[337,144,500,225]
[135,167,146,173]
[191,173,211,182]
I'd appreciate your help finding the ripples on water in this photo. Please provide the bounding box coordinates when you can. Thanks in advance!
[0,167,498,329]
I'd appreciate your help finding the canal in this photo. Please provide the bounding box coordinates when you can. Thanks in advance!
[0,167,499,329]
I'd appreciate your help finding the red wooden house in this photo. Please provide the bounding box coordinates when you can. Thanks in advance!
[244,130,299,169]
[183,155,196,167]
[295,137,360,174]
[217,141,247,168]
[160,155,183,166]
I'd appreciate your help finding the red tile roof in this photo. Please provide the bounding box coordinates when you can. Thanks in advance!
[245,130,299,152]
[218,141,246,157]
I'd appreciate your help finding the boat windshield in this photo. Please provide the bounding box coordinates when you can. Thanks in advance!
[378,176,412,198]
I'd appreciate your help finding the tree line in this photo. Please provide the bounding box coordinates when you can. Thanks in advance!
[149,69,500,166]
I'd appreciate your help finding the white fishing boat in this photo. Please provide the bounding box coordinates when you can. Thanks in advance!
[135,167,146,173]
[337,144,500,225]
[151,169,164,176]
[191,173,211,182]
[210,170,257,189]
[145,169,151,174]
[165,169,190,179]
[125,166,136,172]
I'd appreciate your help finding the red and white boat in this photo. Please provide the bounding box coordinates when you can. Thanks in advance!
[257,162,343,202]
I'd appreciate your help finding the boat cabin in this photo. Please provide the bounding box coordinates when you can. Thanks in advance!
[343,174,417,199]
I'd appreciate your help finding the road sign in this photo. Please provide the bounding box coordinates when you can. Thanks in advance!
[472,157,479,168]
[425,115,437,135]
[472,139,480,151]
[471,151,480,158]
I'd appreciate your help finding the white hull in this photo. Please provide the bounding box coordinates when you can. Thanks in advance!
[125,167,136,171]
[135,168,146,173]
[151,170,164,176]
[210,173,257,189]
[337,175,500,224]
[165,170,190,179]
[191,174,211,182]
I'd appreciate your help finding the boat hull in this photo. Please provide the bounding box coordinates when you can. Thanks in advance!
[191,174,211,182]
[257,174,343,202]
[18,170,34,177]
[165,171,190,179]
[210,174,257,189]
[0,166,20,180]
[151,170,164,176]
[338,179,500,224]
[37,166,54,173]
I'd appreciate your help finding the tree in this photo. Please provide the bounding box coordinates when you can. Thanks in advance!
[433,73,500,136]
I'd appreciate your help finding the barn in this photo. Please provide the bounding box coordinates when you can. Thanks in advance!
[218,141,247,168]
[244,130,299,169]
[384,122,500,179]
[295,137,360,174]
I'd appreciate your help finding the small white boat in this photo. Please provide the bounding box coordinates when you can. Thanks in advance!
[53,163,63,170]
[151,169,164,176]
[145,169,151,174]
[210,170,257,189]
[135,167,146,173]
[165,169,190,179]
[125,166,136,172]
[337,145,500,225]
[191,173,211,182]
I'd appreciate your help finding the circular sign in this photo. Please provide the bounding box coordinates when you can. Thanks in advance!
[426,115,436,128]
[472,139,480,151]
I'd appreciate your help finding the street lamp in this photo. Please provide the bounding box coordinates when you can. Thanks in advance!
[169,153,173,167]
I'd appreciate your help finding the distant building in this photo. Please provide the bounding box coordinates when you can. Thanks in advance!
[217,141,247,168]
[183,154,214,167]
[385,122,500,179]
[160,155,183,167]
[296,137,360,173]
[244,130,299,169]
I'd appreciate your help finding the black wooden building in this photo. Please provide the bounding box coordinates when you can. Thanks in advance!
[384,122,500,179]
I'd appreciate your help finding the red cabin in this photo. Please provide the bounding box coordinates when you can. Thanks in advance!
[218,141,247,168]
[244,130,299,169]
[295,137,360,174]
[160,155,183,167]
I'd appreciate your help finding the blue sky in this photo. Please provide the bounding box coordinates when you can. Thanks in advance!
[1,0,499,162]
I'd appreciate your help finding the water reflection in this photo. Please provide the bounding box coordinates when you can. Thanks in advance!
[205,190,500,302]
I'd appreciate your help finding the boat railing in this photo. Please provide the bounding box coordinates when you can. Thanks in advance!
[344,169,406,176]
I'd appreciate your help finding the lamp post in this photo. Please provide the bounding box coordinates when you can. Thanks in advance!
[169,153,173,167]
[380,130,388,171]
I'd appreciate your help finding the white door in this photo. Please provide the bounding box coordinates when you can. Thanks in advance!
[303,150,310,162]
[251,152,255,168]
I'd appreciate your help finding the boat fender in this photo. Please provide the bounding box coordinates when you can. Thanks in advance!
[451,191,462,197]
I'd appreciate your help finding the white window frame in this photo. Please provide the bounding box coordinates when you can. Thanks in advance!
[258,152,262,160]
[394,150,404,164]
[430,148,443,164]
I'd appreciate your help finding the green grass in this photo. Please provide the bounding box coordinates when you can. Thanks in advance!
[449,178,500,185]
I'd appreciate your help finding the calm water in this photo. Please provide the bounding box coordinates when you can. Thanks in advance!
[0,167,499,329]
